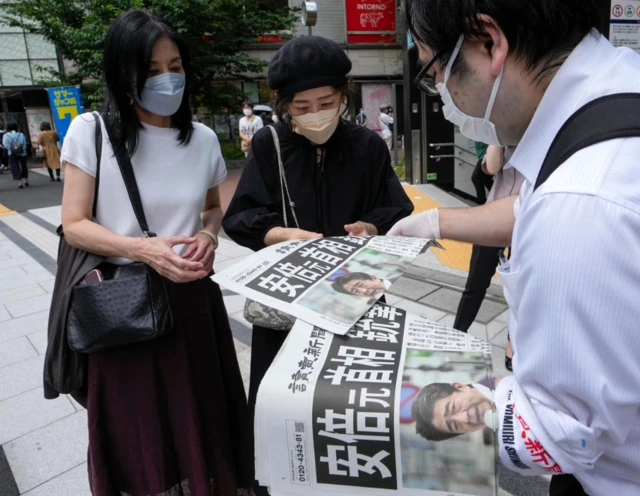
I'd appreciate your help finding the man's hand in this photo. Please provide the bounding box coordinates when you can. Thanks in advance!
[388,209,440,239]
[264,227,323,246]
[344,222,378,236]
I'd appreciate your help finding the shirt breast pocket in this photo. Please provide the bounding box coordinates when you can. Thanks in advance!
[497,264,521,320]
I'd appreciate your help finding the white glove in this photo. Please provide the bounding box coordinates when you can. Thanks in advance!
[388,208,441,239]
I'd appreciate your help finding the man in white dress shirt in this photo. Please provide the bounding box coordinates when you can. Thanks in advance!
[391,1,640,494]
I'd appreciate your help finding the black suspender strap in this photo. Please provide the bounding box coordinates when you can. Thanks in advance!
[535,93,640,190]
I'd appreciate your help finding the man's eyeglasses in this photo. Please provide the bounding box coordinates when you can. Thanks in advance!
[413,50,443,96]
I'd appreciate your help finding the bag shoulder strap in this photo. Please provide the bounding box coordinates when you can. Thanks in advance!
[269,125,299,229]
[99,116,154,237]
[535,93,640,190]
[93,113,102,219]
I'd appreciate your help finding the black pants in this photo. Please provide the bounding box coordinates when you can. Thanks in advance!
[248,324,290,496]
[472,158,494,204]
[454,245,501,332]
[549,474,588,495]
[9,155,28,181]
[47,167,60,180]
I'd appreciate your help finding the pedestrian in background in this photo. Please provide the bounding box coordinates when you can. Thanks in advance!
[454,145,524,372]
[355,107,367,126]
[379,104,394,150]
[223,35,413,496]
[55,9,251,495]
[36,121,61,182]
[471,141,493,204]
[2,122,29,188]
[239,101,263,157]
[0,124,8,173]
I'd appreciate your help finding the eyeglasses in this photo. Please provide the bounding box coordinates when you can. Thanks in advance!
[413,50,443,96]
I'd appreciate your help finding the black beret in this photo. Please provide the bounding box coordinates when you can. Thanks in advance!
[268,36,352,95]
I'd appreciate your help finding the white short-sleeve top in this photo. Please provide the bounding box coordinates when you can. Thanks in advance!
[61,113,227,264]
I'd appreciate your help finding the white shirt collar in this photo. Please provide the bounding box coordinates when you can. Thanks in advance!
[509,31,620,185]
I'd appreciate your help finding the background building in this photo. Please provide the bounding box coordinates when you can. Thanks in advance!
[0,3,63,151]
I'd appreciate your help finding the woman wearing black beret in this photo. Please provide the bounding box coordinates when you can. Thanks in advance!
[222,35,414,495]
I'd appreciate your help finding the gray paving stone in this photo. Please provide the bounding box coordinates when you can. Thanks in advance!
[0,266,26,282]
[490,327,509,349]
[393,299,446,323]
[19,262,48,275]
[387,276,439,300]
[466,322,488,342]
[27,331,48,355]
[0,273,34,292]
[384,293,403,306]
[5,294,52,319]
[67,395,85,412]
[487,320,508,340]
[0,284,46,306]
[0,355,44,402]
[0,305,9,323]
[495,310,509,324]
[0,388,75,444]
[437,313,456,328]
[0,257,33,272]
[223,294,246,316]
[475,298,509,324]
[0,311,49,344]
[0,337,38,368]
[4,411,88,492]
[404,264,437,281]
[38,279,55,293]
[419,287,463,314]
[22,463,90,496]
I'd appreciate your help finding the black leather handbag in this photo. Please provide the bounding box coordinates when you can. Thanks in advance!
[66,115,173,353]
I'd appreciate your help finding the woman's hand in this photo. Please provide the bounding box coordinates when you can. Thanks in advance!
[182,233,216,274]
[134,236,209,283]
[264,227,323,246]
[345,222,378,236]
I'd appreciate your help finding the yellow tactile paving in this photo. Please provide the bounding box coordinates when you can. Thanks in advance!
[403,184,475,273]
[0,203,17,217]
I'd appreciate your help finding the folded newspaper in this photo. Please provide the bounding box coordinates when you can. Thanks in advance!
[256,303,497,496]
[212,236,439,335]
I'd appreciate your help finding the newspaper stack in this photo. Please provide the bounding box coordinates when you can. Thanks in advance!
[213,237,498,496]
[255,304,497,496]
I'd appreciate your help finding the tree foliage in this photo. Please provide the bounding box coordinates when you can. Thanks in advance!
[2,0,296,112]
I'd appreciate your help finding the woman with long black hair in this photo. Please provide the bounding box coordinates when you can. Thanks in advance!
[223,35,414,495]
[58,10,251,495]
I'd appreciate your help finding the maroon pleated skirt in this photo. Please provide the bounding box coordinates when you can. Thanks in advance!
[86,276,252,496]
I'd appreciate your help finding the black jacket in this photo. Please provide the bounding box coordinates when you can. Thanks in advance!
[223,120,413,250]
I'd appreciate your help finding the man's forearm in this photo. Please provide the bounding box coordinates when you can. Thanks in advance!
[439,195,516,247]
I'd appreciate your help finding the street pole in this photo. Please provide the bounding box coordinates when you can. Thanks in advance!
[391,83,398,167]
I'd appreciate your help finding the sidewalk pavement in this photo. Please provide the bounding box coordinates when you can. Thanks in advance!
[0,189,549,494]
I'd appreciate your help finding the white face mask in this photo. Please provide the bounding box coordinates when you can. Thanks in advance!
[436,35,504,146]
[292,103,345,144]
[243,108,253,117]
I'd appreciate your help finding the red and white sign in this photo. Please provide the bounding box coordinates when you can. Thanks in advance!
[346,0,397,44]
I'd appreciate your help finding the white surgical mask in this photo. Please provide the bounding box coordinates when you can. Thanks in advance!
[243,109,253,117]
[271,114,279,123]
[292,103,345,144]
[436,35,504,146]
[133,73,185,117]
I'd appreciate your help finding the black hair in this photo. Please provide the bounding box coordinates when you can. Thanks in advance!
[7,122,18,132]
[331,272,375,296]
[411,383,462,442]
[243,101,254,109]
[40,121,52,132]
[404,0,602,82]
[274,81,357,121]
[102,9,193,159]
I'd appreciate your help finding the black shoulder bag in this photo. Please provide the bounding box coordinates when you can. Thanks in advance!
[66,115,173,353]
[535,93,640,190]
